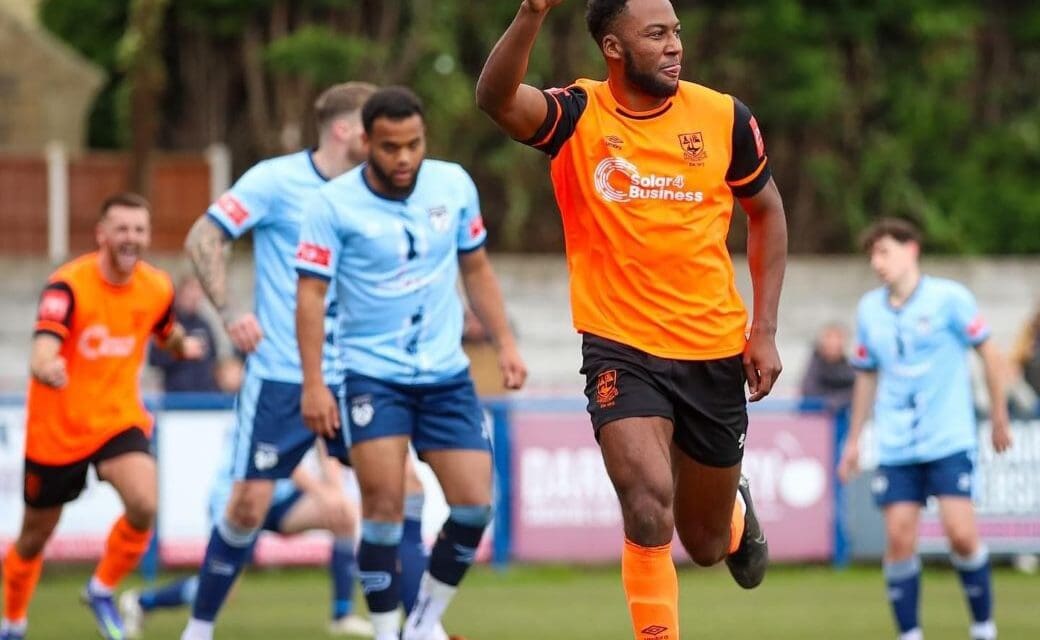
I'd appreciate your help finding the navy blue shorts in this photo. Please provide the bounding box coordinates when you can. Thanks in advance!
[345,369,490,455]
[872,450,975,507]
[231,375,349,480]
[262,488,305,532]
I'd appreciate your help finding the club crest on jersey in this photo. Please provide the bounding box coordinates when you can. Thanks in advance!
[351,395,374,427]
[253,443,279,471]
[678,131,707,163]
[427,205,450,233]
[596,369,619,408]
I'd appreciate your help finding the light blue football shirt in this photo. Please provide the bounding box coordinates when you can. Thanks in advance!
[295,159,487,384]
[851,276,990,465]
[207,150,342,385]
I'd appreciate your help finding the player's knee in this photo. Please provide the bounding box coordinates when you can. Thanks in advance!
[361,492,405,521]
[885,537,917,561]
[947,530,979,557]
[124,492,157,530]
[227,495,266,530]
[14,530,50,559]
[619,488,673,545]
[328,498,359,537]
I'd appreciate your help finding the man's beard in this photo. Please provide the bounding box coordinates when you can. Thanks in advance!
[367,157,418,198]
[624,50,679,100]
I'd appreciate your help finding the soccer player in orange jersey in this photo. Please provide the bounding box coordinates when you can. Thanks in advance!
[0,193,203,640]
[478,1,788,638]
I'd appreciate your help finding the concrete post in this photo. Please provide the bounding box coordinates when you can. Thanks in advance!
[45,140,69,263]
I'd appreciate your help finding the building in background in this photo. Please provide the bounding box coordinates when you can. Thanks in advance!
[0,0,104,152]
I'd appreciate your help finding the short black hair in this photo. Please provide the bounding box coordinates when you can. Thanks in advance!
[859,217,922,252]
[99,192,151,220]
[586,0,630,47]
[361,86,425,134]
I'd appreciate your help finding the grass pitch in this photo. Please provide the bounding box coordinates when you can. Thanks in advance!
[21,563,1040,638]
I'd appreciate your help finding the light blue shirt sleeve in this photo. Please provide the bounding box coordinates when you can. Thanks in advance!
[295,193,341,282]
[456,168,487,253]
[206,163,273,238]
[947,282,990,346]
[851,299,878,370]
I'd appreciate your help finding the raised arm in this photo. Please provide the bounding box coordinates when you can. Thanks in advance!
[739,179,788,401]
[475,0,563,140]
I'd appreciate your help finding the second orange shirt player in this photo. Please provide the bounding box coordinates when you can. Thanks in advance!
[1,193,203,640]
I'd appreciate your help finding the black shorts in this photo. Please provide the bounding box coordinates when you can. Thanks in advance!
[580,333,748,468]
[23,427,152,508]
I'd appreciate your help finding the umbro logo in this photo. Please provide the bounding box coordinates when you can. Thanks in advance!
[640,625,670,639]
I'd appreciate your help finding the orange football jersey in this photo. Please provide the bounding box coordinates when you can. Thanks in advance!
[526,79,771,360]
[26,252,175,464]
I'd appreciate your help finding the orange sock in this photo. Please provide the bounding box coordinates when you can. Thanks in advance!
[728,495,746,554]
[93,516,151,590]
[621,539,679,640]
[3,546,44,623]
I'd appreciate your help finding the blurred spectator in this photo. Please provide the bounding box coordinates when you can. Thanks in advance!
[1007,308,1040,416]
[149,275,220,392]
[800,322,856,411]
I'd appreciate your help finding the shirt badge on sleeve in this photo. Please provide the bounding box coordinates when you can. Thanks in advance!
[296,242,331,267]
[216,193,250,227]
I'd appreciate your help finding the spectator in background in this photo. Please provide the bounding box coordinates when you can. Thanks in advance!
[800,323,856,411]
[1009,308,1040,413]
[149,275,220,393]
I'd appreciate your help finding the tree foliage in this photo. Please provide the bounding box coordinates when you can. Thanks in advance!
[39,0,1040,253]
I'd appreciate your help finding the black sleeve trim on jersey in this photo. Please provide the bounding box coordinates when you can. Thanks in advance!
[726,98,772,199]
[206,211,236,239]
[152,300,175,338]
[458,238,487,255]
[520,86,589,158]
[295,267,331,283]
[33,329,66,341]
[38,281,75,329]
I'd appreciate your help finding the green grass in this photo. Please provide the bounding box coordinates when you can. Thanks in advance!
[20,563,1040,639]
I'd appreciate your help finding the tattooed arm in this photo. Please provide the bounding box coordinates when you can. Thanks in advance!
[184,215,264,353]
